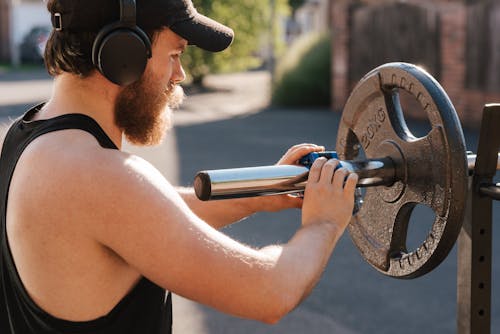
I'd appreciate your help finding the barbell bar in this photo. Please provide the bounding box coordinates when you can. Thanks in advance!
[193,62,499,279]
[194,153,500,201]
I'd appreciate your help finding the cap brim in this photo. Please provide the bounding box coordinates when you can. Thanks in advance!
[170,13,234,52]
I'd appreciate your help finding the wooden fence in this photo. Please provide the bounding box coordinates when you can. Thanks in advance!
[349,2,441,86]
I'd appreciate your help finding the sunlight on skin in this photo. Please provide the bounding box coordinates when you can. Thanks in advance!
[121,127,180,186]
[0,119,210,332]
[0,81,209,331]
[122,126,209,332]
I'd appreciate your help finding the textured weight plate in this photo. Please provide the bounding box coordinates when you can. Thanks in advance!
[336,63,468,279]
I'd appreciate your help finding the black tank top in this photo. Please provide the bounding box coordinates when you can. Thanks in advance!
[0,105,172,333]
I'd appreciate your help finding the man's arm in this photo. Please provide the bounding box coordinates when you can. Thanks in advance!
[75,149,356,324]
[177,187,300,229]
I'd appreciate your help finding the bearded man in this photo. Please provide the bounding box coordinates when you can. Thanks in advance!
[0,0,358,333]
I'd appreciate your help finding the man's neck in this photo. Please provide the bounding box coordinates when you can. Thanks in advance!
[39,72,124,149]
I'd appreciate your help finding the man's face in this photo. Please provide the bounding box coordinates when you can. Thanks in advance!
[114,29,187,146]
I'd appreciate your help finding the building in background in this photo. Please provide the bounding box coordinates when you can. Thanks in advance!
[286,0,330,43]
[0,0,48,65]
[331,0,500,126]
[295,0,329,34]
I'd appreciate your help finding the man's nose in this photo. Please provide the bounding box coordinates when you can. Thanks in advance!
[172,61,186,84]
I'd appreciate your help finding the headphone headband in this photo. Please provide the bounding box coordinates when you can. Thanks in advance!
[120,0,136,26]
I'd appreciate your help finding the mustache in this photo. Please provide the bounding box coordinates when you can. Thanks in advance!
[164,82,185,109]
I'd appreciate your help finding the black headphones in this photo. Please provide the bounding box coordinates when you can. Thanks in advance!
[92,0,152,86]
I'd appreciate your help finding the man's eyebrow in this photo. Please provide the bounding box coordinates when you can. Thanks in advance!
[176,41,187,51]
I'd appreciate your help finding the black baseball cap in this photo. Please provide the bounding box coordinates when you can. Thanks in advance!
[50,0,234,52]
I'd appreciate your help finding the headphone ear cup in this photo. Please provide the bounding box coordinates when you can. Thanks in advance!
[92,25,151,86]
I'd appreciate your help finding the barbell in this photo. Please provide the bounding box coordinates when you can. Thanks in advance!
[193,62,500,279]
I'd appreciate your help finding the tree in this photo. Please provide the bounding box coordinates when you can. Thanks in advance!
[182,0,289,85]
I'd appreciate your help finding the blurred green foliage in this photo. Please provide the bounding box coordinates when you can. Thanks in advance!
[271,33,331,107]
[182,0,289,85]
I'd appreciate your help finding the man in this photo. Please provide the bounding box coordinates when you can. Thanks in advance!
[0,0,358,333]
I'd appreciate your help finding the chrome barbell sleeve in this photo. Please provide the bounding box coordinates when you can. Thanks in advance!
[194,157,396,201]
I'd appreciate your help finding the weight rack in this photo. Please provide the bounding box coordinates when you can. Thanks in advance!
[458,104,500,334]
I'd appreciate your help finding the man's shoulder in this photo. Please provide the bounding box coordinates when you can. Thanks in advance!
[20,129,122,174]
[16,129,167,201]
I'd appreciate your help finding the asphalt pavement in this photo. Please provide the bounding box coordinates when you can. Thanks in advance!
[0,68,498,334]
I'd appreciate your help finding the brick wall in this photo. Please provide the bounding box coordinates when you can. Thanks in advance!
[439,2,468,122]
[331,0,350,112]
[331,0,500,128]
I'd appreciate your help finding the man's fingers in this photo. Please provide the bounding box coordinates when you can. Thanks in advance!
[278,144,325,165]
[332,167,349,189]
[319,159,340,183]
[308,157,327,183]
[343,173,359,198]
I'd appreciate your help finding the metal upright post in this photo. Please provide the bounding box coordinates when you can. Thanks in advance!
[457,104,500,334]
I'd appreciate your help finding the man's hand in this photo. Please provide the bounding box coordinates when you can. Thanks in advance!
[302,157,359,233]
[248,143,326,213]
[276,143,325,166]
[182,143,328,227]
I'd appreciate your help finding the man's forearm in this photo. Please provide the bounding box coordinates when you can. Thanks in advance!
[177,188,345,322]
[272,222,341,305]
[254,221,343,321]
[176,187,257,229]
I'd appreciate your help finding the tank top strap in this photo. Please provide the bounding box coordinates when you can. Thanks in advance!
[21,108,118,150]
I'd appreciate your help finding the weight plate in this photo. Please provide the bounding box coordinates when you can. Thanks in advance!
[336,63,468,279]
